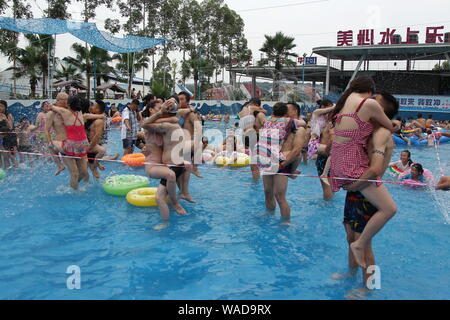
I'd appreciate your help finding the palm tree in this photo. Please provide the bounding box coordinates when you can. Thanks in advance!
[23,34,55,98]
[260,32,297,100]
[64,43,114,98]
[112,51,150,97]
[8,46,42,98]
[54,60,85,93]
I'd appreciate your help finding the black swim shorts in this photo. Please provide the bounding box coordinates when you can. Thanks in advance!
[343,191,378,233]
[160,165,186,186]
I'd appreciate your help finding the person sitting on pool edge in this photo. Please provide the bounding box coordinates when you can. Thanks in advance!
[332,90,399,299]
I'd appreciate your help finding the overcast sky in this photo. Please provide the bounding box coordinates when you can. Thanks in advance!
[2,0,450,84]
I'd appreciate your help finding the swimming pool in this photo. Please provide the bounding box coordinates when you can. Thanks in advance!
[0,121,449,300]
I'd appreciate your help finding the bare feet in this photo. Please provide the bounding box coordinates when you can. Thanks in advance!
[180,194,196,203]
[91,168,100,179]
[345,288,370,300]
[192,170,203,178]
[153,221,170,230]
[55,166,65,176]
[350,241,367,268]
[175,204,187,215]
[259,210,275,216]
[97,163,105,171]
[331,269,357,280]
[280,220,291,226]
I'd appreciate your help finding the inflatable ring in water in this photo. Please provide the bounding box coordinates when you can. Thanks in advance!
[0,168,5,180]
[122,153,146,166]
[111,116,122,124]
[126,187,158,207]
[389,165,404,176]
[398,169,434,188]
[103,175,149,196]
[215,153,250,167]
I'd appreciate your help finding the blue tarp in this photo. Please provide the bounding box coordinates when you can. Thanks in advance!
[0,17,167,53]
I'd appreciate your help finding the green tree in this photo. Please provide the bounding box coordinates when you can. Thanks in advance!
[8,45,41,98]
[113,51,150,97]
[433,61,450,71]
[260,32,297,100]
[45,0,71,19]
[54,60,84,93]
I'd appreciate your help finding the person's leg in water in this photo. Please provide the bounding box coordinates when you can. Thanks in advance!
[154,185,170,230]
[262,174,276,215]
[88,145,106,178]
[76,158,89,184]
[274,174,290,225]
[345,234,375,300]
[316,155,332,200]
[320,156,332,186]
[331,223,358,279]
[9,147,18,168]
[146,164,186,215]
[351,184,396,268]
[63,158,79,190]
[49,141,65,175]
[180,165,196,203]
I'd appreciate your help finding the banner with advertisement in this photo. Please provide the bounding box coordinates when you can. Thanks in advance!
[394,95,450,113]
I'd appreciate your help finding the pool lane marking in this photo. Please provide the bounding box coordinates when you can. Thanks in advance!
[0,149,427,187]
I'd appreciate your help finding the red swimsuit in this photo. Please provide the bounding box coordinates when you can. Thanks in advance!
[62,111,89,158]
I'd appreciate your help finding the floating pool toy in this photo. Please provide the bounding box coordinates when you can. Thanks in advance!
[393,134,450,146]
[398,169,434,188]
[126,187,158,207]
[389,165,404,176]
[0,168,5,180]
[103,175,149,196]
[111,116,122,124]
[122,153,146,166]
[215,153,250,167]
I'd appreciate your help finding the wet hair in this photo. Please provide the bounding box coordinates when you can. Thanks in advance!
[412,163,424,175]
[170,94,180,104]
[319,99,333,107]
[41,101,49,109]
[0,100,7,113]
[143,93,155,104]
[240,101,250,111]
[131,99,140,106]
[272,102,288,117]
[287,101,301,117]
[79,97,91,114]
[401,150,413,166]
[234,122,239,128]
[141,100,160,118]
[202,136,208,143]
[248,98,261,106]
[178,91,191,103]
[68,95,82,112]
[417,113,423,118]
[427,114,433,119]
[95,100,106,114]
[378,91,399,119]
[332,77,376,119]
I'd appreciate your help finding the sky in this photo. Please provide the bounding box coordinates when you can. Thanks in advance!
[2,0,450,85]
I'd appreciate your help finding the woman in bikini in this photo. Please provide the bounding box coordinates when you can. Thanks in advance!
[330,77,400,268]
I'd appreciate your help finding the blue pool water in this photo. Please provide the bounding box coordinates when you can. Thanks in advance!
[0,122,449,300]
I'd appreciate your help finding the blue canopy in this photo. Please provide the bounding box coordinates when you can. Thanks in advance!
[0,17,167,53]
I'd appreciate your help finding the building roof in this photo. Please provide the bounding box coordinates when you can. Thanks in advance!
[227,66,339,82]
[313,43,450,61]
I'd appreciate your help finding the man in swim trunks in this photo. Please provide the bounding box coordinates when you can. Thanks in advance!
[86,100,107,178]
[334,91,398,298]
[45,93,72,176]
[141,98,188,229]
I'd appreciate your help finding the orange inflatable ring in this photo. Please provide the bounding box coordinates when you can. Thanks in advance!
[122,153,146,166]
[111,116,122,124]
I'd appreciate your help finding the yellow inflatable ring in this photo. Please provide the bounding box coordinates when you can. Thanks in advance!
[215,153,250,167]
[126,187,159,207]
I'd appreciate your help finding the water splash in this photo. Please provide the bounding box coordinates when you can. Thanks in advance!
[431,136,450,224]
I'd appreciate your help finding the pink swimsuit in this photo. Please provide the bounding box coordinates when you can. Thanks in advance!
[330,98,379,192]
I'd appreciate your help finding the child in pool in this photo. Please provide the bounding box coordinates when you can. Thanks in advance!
[399,163,427,183]
[389,150,413,172]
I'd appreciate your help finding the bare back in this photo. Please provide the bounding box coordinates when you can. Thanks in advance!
[46,111,66,141]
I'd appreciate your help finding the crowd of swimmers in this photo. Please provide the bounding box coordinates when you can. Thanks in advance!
[1,77,450,297]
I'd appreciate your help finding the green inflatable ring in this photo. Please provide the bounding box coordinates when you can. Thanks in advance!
[102,175,149,196]
[0,168,5,180]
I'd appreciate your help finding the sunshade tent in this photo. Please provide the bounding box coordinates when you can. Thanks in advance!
[96,83,127,93]
[53,80,87,90]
